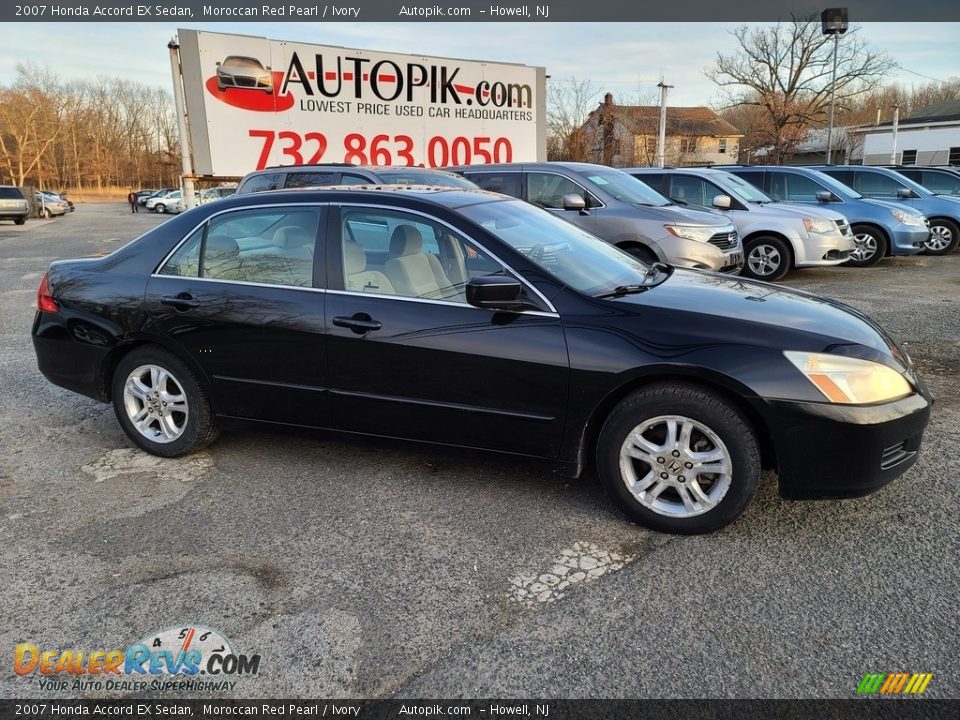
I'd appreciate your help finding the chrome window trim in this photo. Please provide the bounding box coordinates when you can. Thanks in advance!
[151,200,558,315]
[325,289,558,318]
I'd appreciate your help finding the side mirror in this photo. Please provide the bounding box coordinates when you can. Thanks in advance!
[712,194,732,210]
[816,191,834,202]
[266,66,272,72]
[216,61,221,67]
[466,275,525,311]
[562,193,587,212]
[896,188,916,199]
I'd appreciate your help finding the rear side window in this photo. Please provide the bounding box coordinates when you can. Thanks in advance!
[238,173,281,194]
[159,208,322,288]
[465,172,521,197]
[729,170,764,193]
[634,173,667,193]
[285,171,338,188]
[0,187,24,199]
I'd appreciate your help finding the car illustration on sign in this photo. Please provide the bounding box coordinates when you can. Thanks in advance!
[216,55,273,93]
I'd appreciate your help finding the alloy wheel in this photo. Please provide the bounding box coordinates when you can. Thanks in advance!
[122,364,189,443]
[850,232,878,262]
[747,244,782,277]
[926,225,953,252]
[619,415,733,518]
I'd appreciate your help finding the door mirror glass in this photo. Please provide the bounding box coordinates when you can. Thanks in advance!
[562,193,587,211]
[466,275,524,310]
[816,191,834,202]
[712,194,732,209]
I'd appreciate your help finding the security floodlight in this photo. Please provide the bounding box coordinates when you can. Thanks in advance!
[822,8,849,35]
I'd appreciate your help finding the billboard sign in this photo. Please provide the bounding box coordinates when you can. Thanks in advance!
[176,29,546,177]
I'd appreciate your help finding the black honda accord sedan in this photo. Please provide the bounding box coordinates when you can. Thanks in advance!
[32,187,931,533]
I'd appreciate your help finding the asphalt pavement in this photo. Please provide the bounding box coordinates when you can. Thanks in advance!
[0,203,957,699]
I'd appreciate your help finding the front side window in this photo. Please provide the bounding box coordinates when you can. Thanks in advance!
[769,172,826,202]
[159,208,321,288]
[668,175,710,207]
[339,207,505,303]
[854,171,909,198]
[340,173,374,186]
[238,173,281,194]
[526,172,589,209]
[921,171,960,195]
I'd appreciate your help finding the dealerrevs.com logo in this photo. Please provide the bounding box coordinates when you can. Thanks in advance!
[857,672,934,695]
[14,626,260,693]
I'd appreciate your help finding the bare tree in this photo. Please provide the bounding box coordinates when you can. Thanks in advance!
[546,77,600,162]
[706,19,895,162]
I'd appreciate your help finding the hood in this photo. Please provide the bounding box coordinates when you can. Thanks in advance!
[614,268,906,365]
[633,203,731,228]
[861,197,924,215]
[756,202,847,223]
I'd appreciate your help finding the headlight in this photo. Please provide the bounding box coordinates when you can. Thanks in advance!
[890,208,926,227]
[665,224,717,243]
[802,217,836,234]
[784,351,913,404]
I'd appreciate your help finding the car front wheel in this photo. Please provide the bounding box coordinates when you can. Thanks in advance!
[155,203,167,214]
[924,219,959,255]
[843,225,886,267]
[112,347,219,457]
[596,383,761,534]
[742,235,791,281]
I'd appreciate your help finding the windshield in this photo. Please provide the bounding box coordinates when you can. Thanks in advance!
[377,170,476,189]
[582,168,673,206]
[461,199,650,296]
[715,171,773,203]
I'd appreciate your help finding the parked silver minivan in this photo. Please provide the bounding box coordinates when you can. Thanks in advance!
[629,167,855,281]
[452,162,743,273]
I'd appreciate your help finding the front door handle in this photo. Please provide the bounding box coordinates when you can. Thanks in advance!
[161,294,200,310]
[332,313,382,334]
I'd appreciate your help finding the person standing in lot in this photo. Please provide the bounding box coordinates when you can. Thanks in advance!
[127,189,138,214]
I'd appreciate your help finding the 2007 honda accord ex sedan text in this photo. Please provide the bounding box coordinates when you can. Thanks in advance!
[31,187,932,533]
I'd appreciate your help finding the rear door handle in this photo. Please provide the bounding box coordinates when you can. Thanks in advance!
[161,294,200,310]
[332,314,382,334]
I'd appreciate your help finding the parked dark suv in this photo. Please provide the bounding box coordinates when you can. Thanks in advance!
[237,165,478,195]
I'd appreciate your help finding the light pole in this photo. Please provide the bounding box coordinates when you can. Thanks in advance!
[821,8,849,165]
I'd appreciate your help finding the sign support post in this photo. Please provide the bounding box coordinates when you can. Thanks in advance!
[168,38,197,209]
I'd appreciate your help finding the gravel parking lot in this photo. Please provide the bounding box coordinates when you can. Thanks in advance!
[1,203,957,699]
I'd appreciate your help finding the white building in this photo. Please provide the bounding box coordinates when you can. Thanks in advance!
[858,100,960,166]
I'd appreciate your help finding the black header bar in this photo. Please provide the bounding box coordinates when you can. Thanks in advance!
[3,0,959,22]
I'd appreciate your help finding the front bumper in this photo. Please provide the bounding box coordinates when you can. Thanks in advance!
[651,234,743,274]
[761,389,931,500]
[889,225,929,255]
[795,232,854,268]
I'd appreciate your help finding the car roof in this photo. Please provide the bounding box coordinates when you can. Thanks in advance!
[214,184,506,210]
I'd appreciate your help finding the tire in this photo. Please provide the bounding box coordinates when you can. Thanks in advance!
[596,383,761,534]
[112,346,219,458]
[741,235,791,282]
[923,218,960,255]
[155,203,167,214]
[622,244,658,264]
[42,208,52,219]
[14,217,25,226]
[843,225,887,267]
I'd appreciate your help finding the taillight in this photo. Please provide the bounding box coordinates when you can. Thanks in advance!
[37,273,57,312]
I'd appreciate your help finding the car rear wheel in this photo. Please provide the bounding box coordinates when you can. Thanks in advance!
[42,208,52,219]
[742,235,791,282]
[112,347,219,457]
[155,203,167,214]
[924,219,959,255]
[596,383,761,534]
[843,225,886,267]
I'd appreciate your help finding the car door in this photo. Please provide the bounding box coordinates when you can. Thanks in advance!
[850,170,923,212]
[525,171,599,236]
[145,205,329,427]
[324,203,569,458]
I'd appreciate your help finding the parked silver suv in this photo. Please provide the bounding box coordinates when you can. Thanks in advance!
[0,186,29,225]
[453,162,743,273]
[629,167,855,281]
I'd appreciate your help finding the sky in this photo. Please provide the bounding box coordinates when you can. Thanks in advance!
[3,21,958,111]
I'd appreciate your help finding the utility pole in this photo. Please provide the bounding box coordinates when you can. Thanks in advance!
[821,8,849,165]
[656,80,673,168]
[890,104,901,165]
